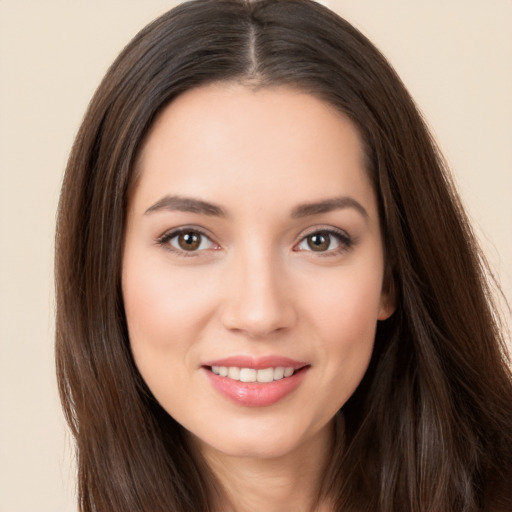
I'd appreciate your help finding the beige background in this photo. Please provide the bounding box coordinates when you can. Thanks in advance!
[0,1,510,511]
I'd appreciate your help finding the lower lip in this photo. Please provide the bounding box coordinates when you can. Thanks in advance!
[203,367,309,407]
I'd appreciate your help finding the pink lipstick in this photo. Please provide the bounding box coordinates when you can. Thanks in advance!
[202,356,309,407]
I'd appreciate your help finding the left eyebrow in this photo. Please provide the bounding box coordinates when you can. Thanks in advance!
[144,195,227,217]
[290,196,368,219]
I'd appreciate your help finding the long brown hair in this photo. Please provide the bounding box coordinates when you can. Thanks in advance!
[55,1,512,510]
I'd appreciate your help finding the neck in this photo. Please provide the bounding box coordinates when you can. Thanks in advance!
[195,420,337,512]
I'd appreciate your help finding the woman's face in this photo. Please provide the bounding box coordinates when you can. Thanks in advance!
[122,83,393,460]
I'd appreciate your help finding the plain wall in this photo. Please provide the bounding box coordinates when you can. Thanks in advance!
[0,1,510,511]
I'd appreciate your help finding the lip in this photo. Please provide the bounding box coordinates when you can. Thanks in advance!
[202,355,310,407]
[202,355,308,370]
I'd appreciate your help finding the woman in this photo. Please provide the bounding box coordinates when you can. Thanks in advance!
[55,0,512,510]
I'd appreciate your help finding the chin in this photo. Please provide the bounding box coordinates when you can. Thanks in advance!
[190,416,331,461]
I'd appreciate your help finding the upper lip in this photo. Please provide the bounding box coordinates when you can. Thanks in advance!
[202,355,309,370]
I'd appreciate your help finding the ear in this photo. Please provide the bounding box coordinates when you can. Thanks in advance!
[378,267,396,321]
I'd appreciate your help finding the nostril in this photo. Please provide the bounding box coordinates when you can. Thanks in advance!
[220,300,297,337]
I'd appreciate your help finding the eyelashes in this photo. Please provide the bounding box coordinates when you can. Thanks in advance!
[156,226,355,258]
[294,228,354,255]
[156,227,219,257]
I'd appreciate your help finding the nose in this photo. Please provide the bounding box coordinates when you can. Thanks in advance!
[220,247,297,338]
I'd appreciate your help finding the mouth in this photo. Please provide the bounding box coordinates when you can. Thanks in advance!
[202,357,310,407]
[208,365,298,383]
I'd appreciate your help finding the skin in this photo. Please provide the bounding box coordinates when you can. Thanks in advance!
[122,83,394,511]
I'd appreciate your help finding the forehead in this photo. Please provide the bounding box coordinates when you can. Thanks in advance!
[132,83,376,217]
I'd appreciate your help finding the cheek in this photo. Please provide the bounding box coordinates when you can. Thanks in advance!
[124,247,209,323]
[305,261,384,339]
[121,257,219,420]
[122,251,218,369]
[318,291,378,374]
[302,264,383,394]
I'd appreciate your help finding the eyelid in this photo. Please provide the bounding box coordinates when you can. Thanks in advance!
[293,225,354,255]
[156,225,220,255]
[155,224,354,257]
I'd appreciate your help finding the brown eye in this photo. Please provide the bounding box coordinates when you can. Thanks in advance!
[306,232,332,252]
[164,230,215,253]
[177,232,201,250]
[295,229,351,254]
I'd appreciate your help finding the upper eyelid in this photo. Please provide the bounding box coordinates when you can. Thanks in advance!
[293,226,355,255]
[296,225,351,241]
[158,225,216,242]
[156,226,220,255]
[156,224,353,250]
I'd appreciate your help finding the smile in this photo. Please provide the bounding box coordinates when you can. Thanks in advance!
[210,366,295,382]
[203,357,310,407]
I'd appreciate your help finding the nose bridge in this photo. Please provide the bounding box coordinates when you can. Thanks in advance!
[221,239,296,337]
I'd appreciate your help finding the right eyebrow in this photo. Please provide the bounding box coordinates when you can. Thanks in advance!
[290,196,368,220]
[144,195,227,217]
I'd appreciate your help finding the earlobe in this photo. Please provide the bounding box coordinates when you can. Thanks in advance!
[378,275,396,321]
[378,299,395,321]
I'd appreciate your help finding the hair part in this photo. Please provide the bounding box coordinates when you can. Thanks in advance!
[55,1,512,511]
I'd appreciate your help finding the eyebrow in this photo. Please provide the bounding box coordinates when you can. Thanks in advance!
[291,196,368,219]
[144,194,368,219]
[145,195,226,216]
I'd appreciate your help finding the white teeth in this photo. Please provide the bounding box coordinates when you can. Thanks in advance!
[239,368,257,382]
[256,368,274,383]
[210,365,297,382]
[227,366,240,380]
[273,367,285,380]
